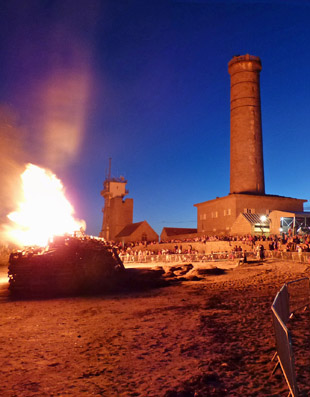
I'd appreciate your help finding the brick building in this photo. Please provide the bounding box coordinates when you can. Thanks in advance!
[195,193,306,235]
[99,161,158,243]
[194,55,307,235]
[99,174,133,241]
[115,221,158,244]
[160,227,197,242]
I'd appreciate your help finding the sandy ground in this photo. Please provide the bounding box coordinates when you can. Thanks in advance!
[0,259,309,397]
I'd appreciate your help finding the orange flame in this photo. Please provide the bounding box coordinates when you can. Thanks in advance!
[5,163,85,247]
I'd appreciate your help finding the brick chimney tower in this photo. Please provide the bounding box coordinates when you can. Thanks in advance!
[228,54,265,195]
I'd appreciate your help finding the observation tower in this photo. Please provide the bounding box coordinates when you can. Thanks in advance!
[99,159,133,240]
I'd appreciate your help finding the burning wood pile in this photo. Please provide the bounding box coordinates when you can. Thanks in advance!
[8,236,125,297]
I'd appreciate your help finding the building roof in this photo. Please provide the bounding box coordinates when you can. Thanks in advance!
[194,193,307,207]
[115,222,144,238]
[242,213,270,225]
[161,227,197,236]
[270,210,310,218]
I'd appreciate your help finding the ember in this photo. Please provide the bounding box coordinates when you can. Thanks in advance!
[8,236,124,297]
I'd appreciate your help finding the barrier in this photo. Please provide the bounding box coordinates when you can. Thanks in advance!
[265,250,310,263]
[271,277,310,397]
[287,277,310,316]
[271,286,298,396]
[120,251,251,264]
[122,249,310,265]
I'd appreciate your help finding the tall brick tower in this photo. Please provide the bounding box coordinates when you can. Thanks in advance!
[228,54,265,195]
[195,55,306,236]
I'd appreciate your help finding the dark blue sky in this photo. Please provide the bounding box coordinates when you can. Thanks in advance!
[1,0,310,236]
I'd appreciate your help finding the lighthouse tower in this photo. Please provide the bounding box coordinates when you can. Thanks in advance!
[194,54,306,236]
[228,54,265,195]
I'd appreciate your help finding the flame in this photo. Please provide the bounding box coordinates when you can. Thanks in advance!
[5,163,85,247]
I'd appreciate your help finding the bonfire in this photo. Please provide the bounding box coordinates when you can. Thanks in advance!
[5,164,124,297]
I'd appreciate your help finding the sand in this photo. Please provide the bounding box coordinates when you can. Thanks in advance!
[0,259,309,396]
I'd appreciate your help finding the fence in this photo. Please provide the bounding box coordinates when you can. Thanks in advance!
[121,249,310,265]
[271,277,310,397]
[265,250,310,263]
[120,251,251,264]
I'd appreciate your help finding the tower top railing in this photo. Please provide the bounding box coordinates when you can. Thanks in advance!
[228,54,261,68]
[104,176,127,184]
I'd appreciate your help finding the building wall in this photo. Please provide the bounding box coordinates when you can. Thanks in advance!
[109,181,127,197]
[160,231,198,241]
[195,195,236,235]
[230,214,252,235]
[131,222,158,243]
[268,210,299,235]
[109,198,133,240]
[195,194,306,235]
[116,221,158,244]
[234,194,305,215]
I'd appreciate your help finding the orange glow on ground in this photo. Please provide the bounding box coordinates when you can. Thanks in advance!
[5,163,85,247]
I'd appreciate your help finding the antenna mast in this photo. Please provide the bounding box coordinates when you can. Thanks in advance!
[108,157,112,180]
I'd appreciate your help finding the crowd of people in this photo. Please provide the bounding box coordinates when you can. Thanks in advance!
[1,230,310,264]
[110,232,310,262]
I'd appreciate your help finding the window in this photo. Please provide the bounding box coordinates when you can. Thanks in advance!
[224,209,231,216]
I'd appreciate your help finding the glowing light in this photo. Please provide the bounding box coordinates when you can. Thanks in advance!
[5,163,85,247]
[0,276,8,285]
[260,215,267,222]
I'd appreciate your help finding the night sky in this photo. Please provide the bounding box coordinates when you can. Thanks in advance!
[1,0,310,237]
